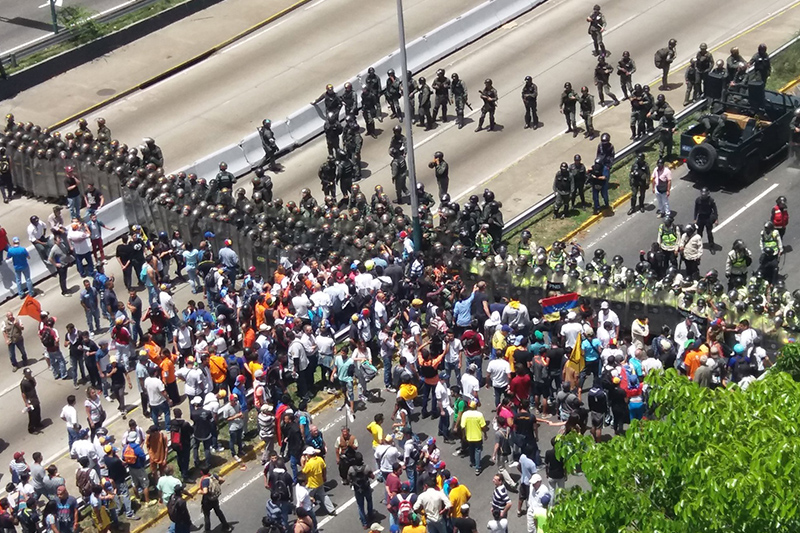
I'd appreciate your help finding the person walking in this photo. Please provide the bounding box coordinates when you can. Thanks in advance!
[3,311,28,371]
[651,158,671,218]
[7,237,34,299]
[198,467,232,532]
[459,401,488,475]
[347,452,375,529]
[166,482,193,533]
[20,368,42,433]
[694,188,718,252]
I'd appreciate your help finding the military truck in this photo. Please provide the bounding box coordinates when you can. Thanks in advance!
[680,84,800,176]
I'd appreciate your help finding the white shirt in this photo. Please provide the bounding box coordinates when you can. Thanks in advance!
[596,326,612,348]
[597,309,620,331]
[354,273,375,296]
[373,300,388,328]
[379,330,396,359]
[487,518,509,533]
[375,444,400,473]
[292,294,312,317]
[559,322,583,349]
[184,367,205,397]
[309,291,332,319]
[144,376,166,406]
[295,484,312,511]
[752,346,768,372]
[738,327,758,353]
[445,338,463,364]
[60,404,78,429]
[175,327,192,349]
[159,292,178,318]
[528,483,551,509]
[435,381,451,414]
[461,373,480,401]
[27,221,47,243]
[600,347,623,366]
[641,358,663,375]
[486,358,511,388]
[316,335,335,357]
[673,320,700,357]
[67,228,92,255]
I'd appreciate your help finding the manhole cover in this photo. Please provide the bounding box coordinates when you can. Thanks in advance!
[97,88,116,96]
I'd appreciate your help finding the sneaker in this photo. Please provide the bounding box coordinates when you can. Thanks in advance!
[127,515,141,521]
[348,410,356,423]
[11,367,18,373]
[386,387,397,393]
[358,394,368,403]
[234,455,241,462]
[508,461,519,469]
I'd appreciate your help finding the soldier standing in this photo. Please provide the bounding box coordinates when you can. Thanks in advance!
[628,153,650,215]
[658,109,677,158]
[342,83,358,117]
[694,187,718,251]
[323,114,343,156]
[475,79,498,132]
[312,84,342,117]
[450,73,468,129]
[569,154,588,207]
[142,138,164,167]
[522,76,539,129]
[318,156,337,198]
[654,39,677,90]
[429,151,449,199]
[405,71,418,122]
[389,125,406,156]
[560,82,579,132]
[617,51,636,100]
[258,119,279,171]
[586,4,607,57]
[594,56,620,106]
[695,43,714,97]
[684,59,699,106]
[641,86,655,132]
[725,240,752,290]
[390,148,408,204]
[343,123,363,179]
[657,215,681,270]
[96,118,111,140]
[629,84,645,140]
[385,69,403,120]
[579,86,596,139]
[336,149,356,200]
[726,47,744,83]
[431,69,451,123]
[361,87,378,138]
[759,222,783,284]
[364,67,383,121]
[417,77,434,130]
[750,44,771,83]
[209,162,235,204]
[553,163,574,219]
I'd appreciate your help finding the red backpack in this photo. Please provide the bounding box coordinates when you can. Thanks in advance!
[397,494,413,525]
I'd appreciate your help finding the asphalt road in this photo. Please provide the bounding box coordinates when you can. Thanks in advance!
[0,0,125,54]
[577,158,800,289]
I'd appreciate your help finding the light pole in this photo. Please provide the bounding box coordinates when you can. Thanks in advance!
[49,0,59,34]
[395,0,422,249]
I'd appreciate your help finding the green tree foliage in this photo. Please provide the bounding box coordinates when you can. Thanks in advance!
[549,369,800,533]
[773,342,800,381]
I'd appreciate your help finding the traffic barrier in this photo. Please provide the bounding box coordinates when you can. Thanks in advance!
[173,0,548,181]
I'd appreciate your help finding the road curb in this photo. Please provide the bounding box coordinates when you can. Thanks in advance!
[48,0,314,130]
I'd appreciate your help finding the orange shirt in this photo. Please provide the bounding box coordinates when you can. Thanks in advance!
[146,432,168,465]
[243,327,256,350]
[160,356,176,384]
[418,351,445,385]
[255,302,267,329]
[144,340,161,365]
[684,349,702,380]
[208,355,228,384]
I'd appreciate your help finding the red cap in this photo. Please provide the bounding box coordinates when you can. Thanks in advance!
[13,452,25,460]
[400,231,407,238]
[362,308,370,317]
[248,266,256,273]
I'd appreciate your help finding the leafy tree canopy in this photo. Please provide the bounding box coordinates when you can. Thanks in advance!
[550,369,800,533]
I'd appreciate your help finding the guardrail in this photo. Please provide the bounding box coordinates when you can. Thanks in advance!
[502,35,800,237]
[172,0,549,180]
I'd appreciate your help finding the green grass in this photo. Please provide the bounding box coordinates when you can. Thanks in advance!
[6,0,189,75]
[767,38,800,91]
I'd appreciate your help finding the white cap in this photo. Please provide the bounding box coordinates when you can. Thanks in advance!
[303,446,318,456]
[531,473,542,484]
[567,311,576,320]
[601,301,609,309]
[191,396,203,405]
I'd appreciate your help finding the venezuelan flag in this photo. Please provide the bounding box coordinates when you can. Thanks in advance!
[539,292,580,322]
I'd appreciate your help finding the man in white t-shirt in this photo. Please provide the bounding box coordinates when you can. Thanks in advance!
[144,366,171,428]
[67,222,94,277]
[486,356,511,407]
[559,312,583,350]
[596,301,620,338]
[443,330,463,386]
[60,395,80,448]
[461,364,481,403]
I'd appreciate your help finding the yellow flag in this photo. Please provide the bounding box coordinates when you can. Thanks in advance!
[565,332,585,374]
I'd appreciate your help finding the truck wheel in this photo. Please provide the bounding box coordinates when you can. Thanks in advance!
[687,144,717,173]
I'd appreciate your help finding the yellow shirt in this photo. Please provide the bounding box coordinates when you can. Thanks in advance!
[366,422,384,449]
[402,526,426,533]
[460,410,486,442]
[492,331,507,353]
[302,456,326,489]
[448,484,471,517]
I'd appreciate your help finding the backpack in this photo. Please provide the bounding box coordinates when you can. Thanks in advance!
[397,494,414,525]
[39,328,57,350]
[407,439,423,464]
[351,465,371,493]
[654,48,667,68]
[122,444,138,465]
[76,468,94,499]
[204,475,222,500]
[226,357,241,382]
[271,476,290,502]
[170,426,183,451]
[167,495,180,522]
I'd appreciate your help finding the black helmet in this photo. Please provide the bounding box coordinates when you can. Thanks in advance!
[574,154,581,162]
[668,38,677,47]
[600,133,610,143]
[521,230,531,240]
[483,189,495,202]
[367,67,375,75]
[436,69,445,77]
[387,68,395,77]
[484,78,492,86]
[525,76,532,83]
[418,76,426,84]
[564,82,572,90]
[700,187,710,199]
[594,249,605,260]
[560,162,569,171]
[612,254,623,265]
[434,151,444,159]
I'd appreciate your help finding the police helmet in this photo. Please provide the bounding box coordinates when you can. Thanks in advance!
[600,133,610,143]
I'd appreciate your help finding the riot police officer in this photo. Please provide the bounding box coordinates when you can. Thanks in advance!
[759,221,783,284]
[579,86,596,139]
[553,162,574,219]
[617,51,636,100]
[361,87,378,138]
[750,44,771,83]
[312,84,342,116]
[657,214,680,271]
[726,47,744,82]
[385,69,403,119]
[629,84,646,140]
[142,137,164,167]
[323,113,343,156]
[417,77,434,130]
[96,118,111,140]
[522,76,539,129]
[684,59,700,105]
[429,151,449,198]
[569,154,588,206]
[654,38,677,90]
[475,79,498,132]
[771,196,789,238]
[726,239,752,291]
[560,82,579,132]
[431,69,451,123]
[594,55,619,107]
[209,161,235,203]
[405,70,418,122]
[364,67,383,121]
[628,152,649,215]
[694,187,718,250]
[389,125,406,156]
[317,154,336,198]
[336,149,356,199]
[417,182,436,208]
[342,82,358,116]
[695,43,714,97]
[450,73,469,129]
[258,119,279,171]
[390,148,408,204]
[586,4,606,57]
[641,85,655,132]
[343,123,363,179]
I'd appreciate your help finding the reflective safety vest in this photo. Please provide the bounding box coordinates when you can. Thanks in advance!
[762,230,779,252]
[517,242,533,257]
[659,224,678,247]
[547,250,565,270]
[730,251,748,269]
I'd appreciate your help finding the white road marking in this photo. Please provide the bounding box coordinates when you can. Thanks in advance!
[304,0,331,10]
[220,471,265,503]
[221,18,290,55]
[716,182,779,231]
[317,480,380,528]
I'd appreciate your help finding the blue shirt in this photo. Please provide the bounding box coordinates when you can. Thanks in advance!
[519,453,537,484]
[581,338,602,363]
[7,246,29,271]
[182,249,199,269]
[453,293,476,327]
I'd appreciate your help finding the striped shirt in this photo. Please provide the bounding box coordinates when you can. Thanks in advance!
[491,485,510,512]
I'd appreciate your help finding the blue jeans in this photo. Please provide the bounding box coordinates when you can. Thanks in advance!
[354,489,374,527]
[146,284,159,306]
[14,266,34,297]
[67,196,81,220]
[421,382,436,415]
[84,305,101,333]
[468,441,482,470]
[186,267,198,293]
[75,252,94,278]
[274,501,292,531]
[466,355,483,387]
[406,466,416,494]
[70,355,87,385]
[289,455,299,482]
[443,361,460,386]
[427,520,447,533]
[150,401,171,428]
[8,339,28,367]
[67,426,80,449]
[383,355,393,388]
[229,427,243,456]
[593,176,610,209]
[49,350,68,379]
[438,410,450,439]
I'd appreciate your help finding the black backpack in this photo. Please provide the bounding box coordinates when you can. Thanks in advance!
[351,465,371,492]
[271,475,291,502]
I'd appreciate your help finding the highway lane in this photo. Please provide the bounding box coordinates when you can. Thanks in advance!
[52,0,488,171]
[577,158,800,288]
[247,0,799,218]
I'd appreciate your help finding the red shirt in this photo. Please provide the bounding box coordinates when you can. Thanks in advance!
[111,325,131,346]
[461,330,485,357]
[0,228,9,251]
[508,374,531,406]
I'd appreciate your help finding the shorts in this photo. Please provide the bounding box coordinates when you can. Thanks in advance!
[533,381,549,397]
[129,467,149,492]
[341,380,354,402]
[590,411,605,429]
[518,482,530,501]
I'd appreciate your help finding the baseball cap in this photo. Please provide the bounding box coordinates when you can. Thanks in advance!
[191,396,203,405]
[399,231,407,239]
[400,482,411,491]
[531,473,542,484]
[236,375,245,383]
[567,311,577,320]
[369,525,384,533]
[541,493,552,506]
[411,299,423,306]
[248,266,256,273]
[501,324,512,333]
[126,431,139,442]
[534,330,544,341]
[450,477,459,487]
[468,363,478,371]
[303,446,318,456]
[103,444,113,453]
[13,452,24,460]
[229,394,237,402]
[601,301,609,309]
[254,369,265,378]
[12,237,19,243]
[218,390,227,398]
[204,231,215,239]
